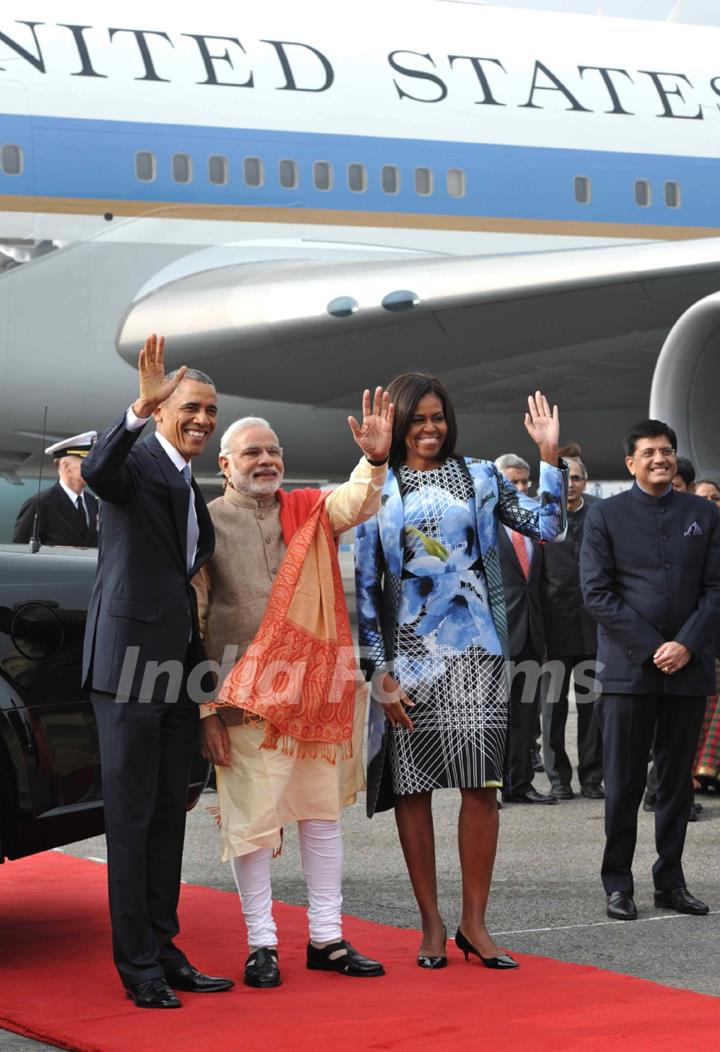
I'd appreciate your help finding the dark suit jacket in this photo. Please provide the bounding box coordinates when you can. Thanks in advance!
[580,484,720,695]
[13,481,99,547]
[540,500,597,656]
[81,414,214,701]
[499,527,544,658]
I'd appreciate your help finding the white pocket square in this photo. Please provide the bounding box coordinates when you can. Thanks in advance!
[684,522,703,536]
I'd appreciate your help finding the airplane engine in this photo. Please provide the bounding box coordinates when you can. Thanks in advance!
[650,291,720,481]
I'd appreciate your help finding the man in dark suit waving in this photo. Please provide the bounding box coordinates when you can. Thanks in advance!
[581,420,720,922]
[82,334,233,1007]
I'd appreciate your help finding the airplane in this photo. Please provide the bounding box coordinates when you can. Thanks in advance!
[2,0,720,502]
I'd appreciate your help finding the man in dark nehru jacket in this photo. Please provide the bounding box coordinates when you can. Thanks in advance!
[13,432,99,547]
[82,333,233,1007]
[581,420,720,921]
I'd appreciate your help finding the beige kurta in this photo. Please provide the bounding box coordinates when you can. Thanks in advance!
[194,456,386,859]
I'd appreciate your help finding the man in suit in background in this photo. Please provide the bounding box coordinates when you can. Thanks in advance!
[82,334,233,1007]
[14,432,99,547]
[540,455,604,801]
[496,453,556,805]
[581,420,720,921]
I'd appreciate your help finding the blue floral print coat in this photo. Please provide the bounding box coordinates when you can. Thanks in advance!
[355,456,568,815]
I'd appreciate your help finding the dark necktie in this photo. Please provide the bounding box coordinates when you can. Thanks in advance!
[75,494,88,529]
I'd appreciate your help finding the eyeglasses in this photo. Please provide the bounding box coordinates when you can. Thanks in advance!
[569,474,587,483]
[230,446,284,460]
[635,447,676,460]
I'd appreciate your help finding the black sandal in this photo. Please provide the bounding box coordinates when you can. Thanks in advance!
[244,946,281,988]
[306,940,385,977]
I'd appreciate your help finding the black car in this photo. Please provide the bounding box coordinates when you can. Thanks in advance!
[0,544,209,863]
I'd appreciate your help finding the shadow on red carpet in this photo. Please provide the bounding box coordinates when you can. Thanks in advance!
[0,853,718,1051]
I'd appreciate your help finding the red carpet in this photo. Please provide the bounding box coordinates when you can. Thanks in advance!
[1,853,718,1051]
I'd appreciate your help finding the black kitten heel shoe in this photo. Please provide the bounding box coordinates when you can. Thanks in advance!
[455,928,518,970]
[417,926,447,969]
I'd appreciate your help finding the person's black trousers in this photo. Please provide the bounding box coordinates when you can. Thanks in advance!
[595,692,705,895]
[92,685,199,988]
[504,645,542,796]
[542,653,603,789]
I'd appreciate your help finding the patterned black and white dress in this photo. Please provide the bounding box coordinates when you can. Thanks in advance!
[389,458,508,794]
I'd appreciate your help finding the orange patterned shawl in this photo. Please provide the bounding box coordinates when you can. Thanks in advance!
[212,488,357,762]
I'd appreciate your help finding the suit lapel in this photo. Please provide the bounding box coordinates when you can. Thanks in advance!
[192,478,214,573]
[50,482,84,539]
[145,434,189,570]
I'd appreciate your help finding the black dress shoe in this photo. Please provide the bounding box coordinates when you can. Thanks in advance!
[531,748,544,773]
[654,886,709,915]
[606,891,637,920]
[126,978,181,1009]
[551,784,574,800]
[244,947,281,988]
[580,784,605,799]
[502,786,557,804]
[307,940,385,977]
[643,796,656,812]
[165,964,234,992]
[688,801,701,822]
[455,929,518,969]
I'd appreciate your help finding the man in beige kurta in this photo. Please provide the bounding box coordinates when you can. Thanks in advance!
[194,392,392,988]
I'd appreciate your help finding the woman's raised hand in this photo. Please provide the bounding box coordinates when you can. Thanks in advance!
[348,387,395,463]
[524,390,559,464]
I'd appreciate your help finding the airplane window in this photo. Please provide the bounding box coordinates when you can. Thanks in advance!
[279,159,299,189]
[574,176,591,205]
[208,155,229,186]
[446,169,466,198]
[381,165,400,194]
[635,180,652,207]
[347,163,367,192]
[314,161,333,191]
[135,151,156,182]
[664,181,681,209]
[172,154,192,184]
[415,168,433,196]
[244,157,264,188]
[0,144,22,176]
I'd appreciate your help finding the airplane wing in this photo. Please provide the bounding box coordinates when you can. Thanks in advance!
[116,237,720,478]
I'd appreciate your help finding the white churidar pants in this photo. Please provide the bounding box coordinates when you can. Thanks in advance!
[230,818,344,947]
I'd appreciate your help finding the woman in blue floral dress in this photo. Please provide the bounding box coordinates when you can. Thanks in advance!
[355,373,567,969]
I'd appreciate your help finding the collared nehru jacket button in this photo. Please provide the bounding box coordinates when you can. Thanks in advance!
[661,533,668,541]
[258,513,264,520]
[627,648,636,659]
[666,592,673,599]
[271,567,278,575]
[658,508,666,514]
[664,562,671,569]
[265,536,271,544]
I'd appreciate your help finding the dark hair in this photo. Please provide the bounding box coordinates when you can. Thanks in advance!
[386,372,457,469]
[674,456,696,487]
[696,478,720,491]
[167,367,215,386]
[558,441,582,458]
[623,419,677,458]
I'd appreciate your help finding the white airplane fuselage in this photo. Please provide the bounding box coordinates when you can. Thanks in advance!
[1,0,719,482]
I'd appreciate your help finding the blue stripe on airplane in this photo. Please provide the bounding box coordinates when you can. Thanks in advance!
[1,112,719,226]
